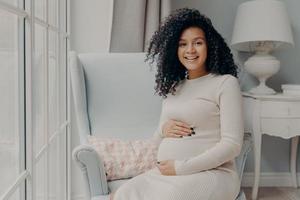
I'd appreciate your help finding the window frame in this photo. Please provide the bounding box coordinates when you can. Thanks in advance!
[0,0,70,199]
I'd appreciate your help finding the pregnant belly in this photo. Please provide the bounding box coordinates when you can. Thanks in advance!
[157,137,217,161]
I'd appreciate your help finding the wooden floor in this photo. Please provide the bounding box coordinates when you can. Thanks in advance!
[243,187,300,200]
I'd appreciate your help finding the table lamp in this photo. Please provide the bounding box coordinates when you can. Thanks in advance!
[231,0,294,94]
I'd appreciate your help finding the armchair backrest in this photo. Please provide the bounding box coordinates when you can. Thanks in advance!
[70,52,162,144]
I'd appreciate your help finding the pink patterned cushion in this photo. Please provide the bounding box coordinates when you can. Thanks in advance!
[88,136,159,181]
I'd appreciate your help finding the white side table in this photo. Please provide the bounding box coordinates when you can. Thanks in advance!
[243,92,300,200]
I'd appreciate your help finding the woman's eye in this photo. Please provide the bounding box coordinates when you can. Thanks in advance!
[179,43,186,47]
[195,41,203,46]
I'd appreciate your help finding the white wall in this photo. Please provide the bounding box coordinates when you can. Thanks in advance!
[70,0,112,53]
[70,1,112,199]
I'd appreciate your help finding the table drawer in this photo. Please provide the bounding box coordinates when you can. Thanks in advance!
[261,118,300,138]
[260,101,300,117]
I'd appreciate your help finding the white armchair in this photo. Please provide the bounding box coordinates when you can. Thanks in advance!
[70,52,251,200]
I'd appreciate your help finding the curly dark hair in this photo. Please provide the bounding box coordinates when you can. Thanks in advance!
[146,8,238,98]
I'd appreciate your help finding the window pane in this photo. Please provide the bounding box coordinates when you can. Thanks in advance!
[48,0,58,27]
[59,36,67,125]
[33,23,46,155]
[48,30,59,137]
[35,0,46,21]
[0,9,23,197]
[35,155,46,200]
[0,0,19,7]
[58,127,67,200]
[7,184,22,200]
[58,36,67,200]
[49,137,58,199]
[59,0,67,31]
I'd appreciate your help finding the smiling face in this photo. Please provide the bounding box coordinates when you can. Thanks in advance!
[177,27,208,79]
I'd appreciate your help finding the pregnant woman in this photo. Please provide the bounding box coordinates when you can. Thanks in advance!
[111,8,243,200]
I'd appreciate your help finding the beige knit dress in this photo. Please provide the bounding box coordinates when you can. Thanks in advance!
[114,73,244,200]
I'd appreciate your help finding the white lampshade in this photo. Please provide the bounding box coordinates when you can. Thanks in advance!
[231,0,294,51]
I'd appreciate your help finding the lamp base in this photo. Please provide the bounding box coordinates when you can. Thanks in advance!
[248,83,276,95]
[244,52,280,95]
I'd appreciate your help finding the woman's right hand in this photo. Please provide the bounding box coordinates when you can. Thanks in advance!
[162,119,194,138]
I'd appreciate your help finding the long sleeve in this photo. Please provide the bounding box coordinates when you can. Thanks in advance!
[174,76,244,175]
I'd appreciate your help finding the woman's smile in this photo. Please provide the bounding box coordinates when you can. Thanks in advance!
[184,56,199,61]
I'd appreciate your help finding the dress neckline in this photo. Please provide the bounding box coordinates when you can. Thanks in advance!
[185,73,213,84]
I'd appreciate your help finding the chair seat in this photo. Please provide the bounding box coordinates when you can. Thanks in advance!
[108,179,128,193]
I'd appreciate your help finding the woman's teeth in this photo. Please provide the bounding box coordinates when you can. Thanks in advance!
[185,56,198,60]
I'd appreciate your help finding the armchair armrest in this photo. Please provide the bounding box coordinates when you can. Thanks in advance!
[72,145,109,198]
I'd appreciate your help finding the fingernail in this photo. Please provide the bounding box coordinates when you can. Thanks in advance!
[192,131,195,135]
[157,161,160,164]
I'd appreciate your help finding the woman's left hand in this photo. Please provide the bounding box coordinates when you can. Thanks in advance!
[157,160,176,176]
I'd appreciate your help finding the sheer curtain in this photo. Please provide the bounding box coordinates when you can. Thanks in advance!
[109,0,171,52]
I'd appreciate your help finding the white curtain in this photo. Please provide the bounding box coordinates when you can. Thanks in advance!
[109,0,171,52]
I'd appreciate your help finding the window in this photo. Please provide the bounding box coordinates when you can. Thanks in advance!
[0,7,24,199]
[0,0,69,199]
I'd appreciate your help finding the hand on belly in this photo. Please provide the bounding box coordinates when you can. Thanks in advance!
[156,160,176,176]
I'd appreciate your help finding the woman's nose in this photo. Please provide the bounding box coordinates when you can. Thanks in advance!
[186,43,196,53]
